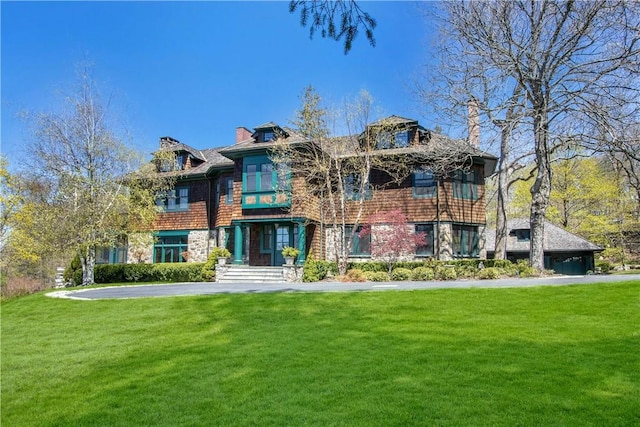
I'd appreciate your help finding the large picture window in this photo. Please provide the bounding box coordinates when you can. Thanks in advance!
[154,233,188,263]
[452,224,479,257]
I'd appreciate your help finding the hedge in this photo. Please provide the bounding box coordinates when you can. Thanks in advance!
[94,263,204,284]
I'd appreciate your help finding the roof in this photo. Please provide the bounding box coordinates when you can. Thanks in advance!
[218,127,308,158]
[485,218,603,253]
[155,146,234,178]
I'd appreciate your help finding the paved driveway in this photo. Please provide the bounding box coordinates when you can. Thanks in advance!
[47,274,640,300]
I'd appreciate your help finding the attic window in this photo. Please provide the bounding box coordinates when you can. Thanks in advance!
[375,130,410,149]
[176,153,187,170]
[262,131,275,142]
[509,229,530,242]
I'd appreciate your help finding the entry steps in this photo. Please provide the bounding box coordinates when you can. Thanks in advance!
[217,266,284,284]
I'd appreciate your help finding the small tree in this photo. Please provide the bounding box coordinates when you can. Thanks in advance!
[359,209,426,274]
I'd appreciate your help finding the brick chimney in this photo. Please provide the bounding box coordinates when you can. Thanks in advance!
[236,127,252,143]
[467,100,480,148]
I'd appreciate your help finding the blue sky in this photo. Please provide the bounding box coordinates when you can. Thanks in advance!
[1,1,436,168]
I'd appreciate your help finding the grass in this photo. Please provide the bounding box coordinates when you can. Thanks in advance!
[2,281,639,426]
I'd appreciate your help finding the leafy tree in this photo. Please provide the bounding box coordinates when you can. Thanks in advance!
[22,66,172,286]
[359,209,426,274]
[289,0,376,54]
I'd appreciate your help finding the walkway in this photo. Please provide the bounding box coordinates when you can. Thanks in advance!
[46,274,640,300]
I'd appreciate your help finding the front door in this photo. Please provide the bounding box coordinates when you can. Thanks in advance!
[274,225,291,266]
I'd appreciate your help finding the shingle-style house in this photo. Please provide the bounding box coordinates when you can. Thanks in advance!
[126,116,498,271]
[485,218,602,275]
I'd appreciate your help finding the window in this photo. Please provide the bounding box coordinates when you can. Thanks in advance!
[263,131,275,142]
[346,226,371,257]
[156,187,189,211]
[375,130,410,149]
[154,233,188,263]
[225,178,234,204]
[344,174,372,201]
[246,164,257,191]
[394,131,409,147]
[452,224,479,257]
[276,163,291,191]
[261,163,274,190]
[453,170,478,200]
[415,224,435,257]
[261,225,273,252]
[243,156,279,193]
[176,153,187,170]
[510,229,530,242]
[413,170,437,197]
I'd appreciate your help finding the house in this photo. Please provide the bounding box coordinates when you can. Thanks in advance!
[125,116,498,269]
[485,218,602,275]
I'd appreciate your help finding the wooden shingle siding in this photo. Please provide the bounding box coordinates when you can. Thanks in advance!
[154,179,210,231]
[215,172,234,227]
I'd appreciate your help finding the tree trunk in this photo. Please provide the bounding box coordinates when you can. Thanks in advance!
[81,246,96,286]
[494,125,511,260]
[529,108,551,271]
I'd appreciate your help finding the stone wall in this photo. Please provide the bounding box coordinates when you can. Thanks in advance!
[187,230,216,262]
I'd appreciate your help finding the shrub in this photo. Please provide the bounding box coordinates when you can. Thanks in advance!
[364,271,390,282]
[391,268,412,281]
[63,254,83,287]
[410,267,435,281]
[93,263,204,284]
[515,260,538,277]
[437,266,458,281]
[202,247,231,282]
[351,262,387,273]
[343,269,366,282]
[302,257,320,282]
[477,267,501,280]
[596,260,612,274]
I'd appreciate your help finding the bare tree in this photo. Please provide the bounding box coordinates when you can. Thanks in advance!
[289,0,376,54]
[422,0,640,270]
[24,65,172,286]
[273,86,480,272]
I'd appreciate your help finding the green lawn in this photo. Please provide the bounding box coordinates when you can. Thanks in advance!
[2,282,639,426]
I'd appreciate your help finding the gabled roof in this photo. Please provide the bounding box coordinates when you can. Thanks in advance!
[368,115,418,127]
[486,218,603,253]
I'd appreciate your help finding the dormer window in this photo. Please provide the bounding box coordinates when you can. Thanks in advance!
[262,131,275,142]
[176,153,187,170]
[394,131,410,147]
[375,130,411,149]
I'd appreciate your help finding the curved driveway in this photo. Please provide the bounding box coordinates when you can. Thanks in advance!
[47,273,640,300]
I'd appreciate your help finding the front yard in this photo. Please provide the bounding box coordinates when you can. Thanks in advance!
[2,281,638,426]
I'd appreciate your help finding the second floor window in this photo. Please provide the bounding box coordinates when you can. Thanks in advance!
[344,173,372,201]
[225,178,234,204]
[156,187,189,211]
[243,155,285,193]
[413,170,437,197]
[452,170,478,200]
